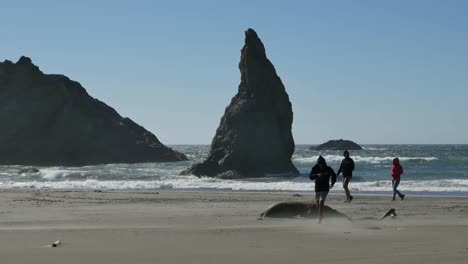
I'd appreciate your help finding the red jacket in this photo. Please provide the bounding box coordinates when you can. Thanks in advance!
[391,162,403,180]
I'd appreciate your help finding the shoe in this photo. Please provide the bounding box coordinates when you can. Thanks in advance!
[344,199,349,203]
[392,198,396,201]
[401,194,405,200]
[349,196,354,202]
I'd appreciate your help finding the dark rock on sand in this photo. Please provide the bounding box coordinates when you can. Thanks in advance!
[0,56,187,166]
[182,29,298,178]
[259,202,396,222]
[18,167,40,174]
[311,139,362,151]
[259,201,350,220]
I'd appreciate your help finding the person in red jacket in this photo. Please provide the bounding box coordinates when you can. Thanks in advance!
[391,157,405,201]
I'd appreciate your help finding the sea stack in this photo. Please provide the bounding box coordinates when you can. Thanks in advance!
[0,56,187,166]
[182,29,299,178]
[311,139,363,151]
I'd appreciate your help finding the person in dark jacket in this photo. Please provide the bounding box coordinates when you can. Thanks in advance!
[309,156,337,223]
[337,150,355,203]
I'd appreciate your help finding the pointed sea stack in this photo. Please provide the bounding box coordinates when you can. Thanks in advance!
[0,56,187,166]
[182,29,299,178]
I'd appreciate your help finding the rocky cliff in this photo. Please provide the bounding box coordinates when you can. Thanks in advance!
[182,29,298,178]
[0,56,187,166]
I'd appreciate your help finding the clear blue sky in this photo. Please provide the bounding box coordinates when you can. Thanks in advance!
[2,0,467,144]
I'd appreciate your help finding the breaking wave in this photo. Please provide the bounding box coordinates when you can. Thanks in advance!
[1,144,467,195]
[294,155,438,164]
[1,177,468,193]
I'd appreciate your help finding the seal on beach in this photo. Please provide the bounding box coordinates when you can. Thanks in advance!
[258,201,350,220]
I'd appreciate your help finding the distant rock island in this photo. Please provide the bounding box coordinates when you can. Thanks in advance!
[0,56,187,166]
[311,139,363,151]
[182,29,299,178]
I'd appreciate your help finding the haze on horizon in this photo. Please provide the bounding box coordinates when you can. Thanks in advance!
[1,0,467,145]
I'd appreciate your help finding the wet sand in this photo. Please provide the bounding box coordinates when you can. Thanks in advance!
[0,189,467,263]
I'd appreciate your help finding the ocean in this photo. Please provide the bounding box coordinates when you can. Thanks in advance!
[1,145,468,196]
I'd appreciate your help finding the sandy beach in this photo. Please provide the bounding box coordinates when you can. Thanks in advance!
[0,189,466,263]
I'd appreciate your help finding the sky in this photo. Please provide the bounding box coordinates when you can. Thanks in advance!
[1,0,467,144]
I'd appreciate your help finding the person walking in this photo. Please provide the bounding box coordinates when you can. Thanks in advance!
[391,157,405,201]
[309,156,337,223]
[337,150,355,203]
[336,150,354,203]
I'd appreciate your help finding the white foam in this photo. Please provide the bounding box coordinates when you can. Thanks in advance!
[38,168,80,180]
[1,177,467,193]
[351,180,468,193]
[294,155,438,164]
[362,147,388,151]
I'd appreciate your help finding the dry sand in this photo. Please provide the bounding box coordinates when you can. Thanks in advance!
[0,189,467,263]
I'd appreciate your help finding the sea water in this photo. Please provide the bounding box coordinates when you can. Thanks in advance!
[1,145,467,196]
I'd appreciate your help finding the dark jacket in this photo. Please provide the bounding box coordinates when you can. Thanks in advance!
[337,157,355,178]
[309,165,337,192]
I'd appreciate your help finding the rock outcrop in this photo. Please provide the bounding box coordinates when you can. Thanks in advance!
[0,56,187,166]
[259,201,350,220]
[17,168,40,174]
[182,29,298,178]
[311,139,362,150]
[258,201,396,221]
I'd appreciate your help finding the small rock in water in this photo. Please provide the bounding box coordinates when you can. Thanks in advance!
[18,168,40,174]
[292,194,303,197]
[311,139,362,150]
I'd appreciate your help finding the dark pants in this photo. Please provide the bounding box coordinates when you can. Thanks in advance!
[392,178,404,199]
[343,177,351,199]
